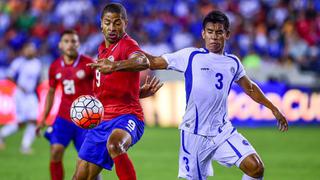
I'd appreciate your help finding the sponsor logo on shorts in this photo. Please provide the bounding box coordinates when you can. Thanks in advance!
[46,126,53,133]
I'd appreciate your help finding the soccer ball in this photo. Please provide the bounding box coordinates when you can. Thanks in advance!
[70,95,104,129]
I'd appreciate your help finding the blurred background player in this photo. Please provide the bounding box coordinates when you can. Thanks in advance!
[36,29,95,180]
[73,3,163,180]
[0,42,42,154]
[89,10,289,180]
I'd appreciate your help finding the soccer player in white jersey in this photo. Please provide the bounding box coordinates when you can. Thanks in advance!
[89,10,288,180]
[0,42,42,154]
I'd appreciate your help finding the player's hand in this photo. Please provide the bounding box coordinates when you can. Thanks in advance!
[272,108,288,132]
[139,76,163,98]
[87,59,115,74]
[36,120,45,137]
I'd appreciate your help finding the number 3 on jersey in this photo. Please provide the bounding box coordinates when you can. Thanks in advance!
[215,73,223,90]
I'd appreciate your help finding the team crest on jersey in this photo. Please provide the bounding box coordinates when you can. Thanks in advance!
[108,56,115,62]
[55,73,62,79]
[76,70,85,79]
[230,67,236,75]
[242,140,249,146]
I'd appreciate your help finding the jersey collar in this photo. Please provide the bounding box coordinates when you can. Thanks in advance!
[60,54,81,67]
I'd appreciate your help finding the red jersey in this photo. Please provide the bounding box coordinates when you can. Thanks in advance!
[94,34,144,121]
[49,55,95,121]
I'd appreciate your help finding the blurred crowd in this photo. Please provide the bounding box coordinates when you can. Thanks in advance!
[0,0,320,81]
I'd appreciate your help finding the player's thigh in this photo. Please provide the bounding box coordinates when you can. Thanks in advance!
[107,114,145,155]
[213,132,257,168]
[73,158,102,180]
[178,130,215,180]
[107,129,132,155]
[17,93,38,122]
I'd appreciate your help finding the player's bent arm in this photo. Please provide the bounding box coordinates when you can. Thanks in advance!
[236,75,276,110]
[237,75,288,131]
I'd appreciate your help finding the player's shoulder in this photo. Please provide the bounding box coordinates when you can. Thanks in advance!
[11,56,25,64]
[223,52,241,62]
[172,47,207,57]
[80,54,94,63]
[120,34,139,47]
[49,57,62,69]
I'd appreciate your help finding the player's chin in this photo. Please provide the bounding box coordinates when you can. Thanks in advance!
[66,49,77,56]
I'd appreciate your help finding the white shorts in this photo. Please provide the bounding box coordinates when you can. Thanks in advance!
[178,128,257,180]
[14,88,39,122]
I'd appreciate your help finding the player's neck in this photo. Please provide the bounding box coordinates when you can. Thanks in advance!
[206,47,224,55]
[63,54,78,65]
[104,33,126,48]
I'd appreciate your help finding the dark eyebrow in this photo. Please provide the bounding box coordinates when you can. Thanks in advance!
[206,28,214,31]
[103,18,121,23]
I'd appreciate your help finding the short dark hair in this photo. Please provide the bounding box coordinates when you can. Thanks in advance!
[202,10,230,31]
[101,3,127,20]
[61,29,78,38]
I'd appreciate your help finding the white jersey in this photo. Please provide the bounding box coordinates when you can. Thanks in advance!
[7,57,42,93]
[162,47,246,136]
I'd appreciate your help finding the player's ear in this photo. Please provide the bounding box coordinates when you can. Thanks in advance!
[225,30,231,40]
[58,41,62,50]
[123,19,128,28]
[201,29,205,40]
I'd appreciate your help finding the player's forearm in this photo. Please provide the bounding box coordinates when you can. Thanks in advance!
[41,88,55,122]
[113,56,150,72]
[246,82,277,111]
[144,53,168,70]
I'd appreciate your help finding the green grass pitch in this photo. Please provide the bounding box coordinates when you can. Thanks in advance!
[0,127,319,180]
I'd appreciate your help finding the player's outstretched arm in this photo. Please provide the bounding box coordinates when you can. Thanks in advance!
[237,75,288,132]
[87,52,168,74]
[139,76,163,99]
[88,53,150,74]
[36,87,56,136]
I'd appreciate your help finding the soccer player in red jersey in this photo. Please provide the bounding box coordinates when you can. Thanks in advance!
[72,3,154,180]
[38,30,161,180]
[36,30,94,180]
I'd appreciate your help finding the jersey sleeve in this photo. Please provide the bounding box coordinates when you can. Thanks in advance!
[233,56,246,81]
[161,47,196,72]
[124,39,142,59]
[48,63,57,88]
[7,58,22,78]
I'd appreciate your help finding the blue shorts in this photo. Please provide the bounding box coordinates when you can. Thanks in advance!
[44,116,87,152]
[78,114,145,170]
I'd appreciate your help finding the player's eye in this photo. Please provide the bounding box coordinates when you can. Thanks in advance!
[216,31,223,35]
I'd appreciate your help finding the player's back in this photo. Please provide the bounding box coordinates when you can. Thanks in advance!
[49,55,95,121]
[163,48,245,136]
[94,34,144,121]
